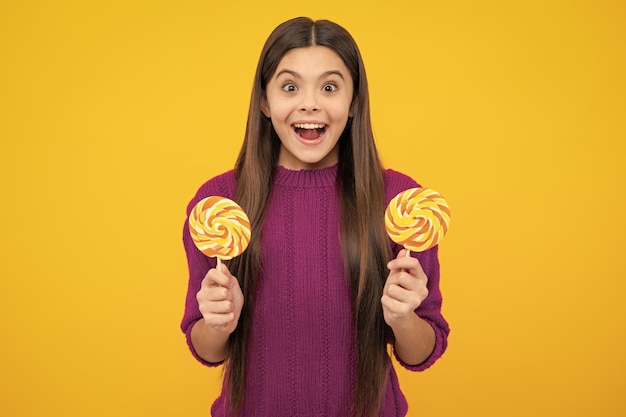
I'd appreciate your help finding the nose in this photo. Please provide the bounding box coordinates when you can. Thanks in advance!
[299,90,319,112]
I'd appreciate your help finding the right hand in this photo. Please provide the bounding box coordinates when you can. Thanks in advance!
[196,262,244,334]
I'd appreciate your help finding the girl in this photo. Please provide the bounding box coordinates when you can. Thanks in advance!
[181,17,449,417]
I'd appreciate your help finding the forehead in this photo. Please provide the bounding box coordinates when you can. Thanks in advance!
[274,46,351,79]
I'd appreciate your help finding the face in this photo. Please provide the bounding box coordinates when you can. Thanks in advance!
[261,46,354,170]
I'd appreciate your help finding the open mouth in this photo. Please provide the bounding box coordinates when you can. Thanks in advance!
[293,123,327,140]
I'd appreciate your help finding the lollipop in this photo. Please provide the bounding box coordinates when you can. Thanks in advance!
[188,196,251,264]
[385,188,450,254]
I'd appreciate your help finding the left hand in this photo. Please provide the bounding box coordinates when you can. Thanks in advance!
[381,249,429,329]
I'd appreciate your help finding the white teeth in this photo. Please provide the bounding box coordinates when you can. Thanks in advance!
[293,123,325,129]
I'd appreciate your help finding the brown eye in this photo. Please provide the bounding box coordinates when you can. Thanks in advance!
[323,83,338,93]
[282,83,298,92]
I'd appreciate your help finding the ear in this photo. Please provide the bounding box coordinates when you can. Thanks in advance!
[349,96,357,118]
[261,95,271,118]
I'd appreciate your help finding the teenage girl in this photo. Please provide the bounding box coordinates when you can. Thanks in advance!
[181,17,449,417]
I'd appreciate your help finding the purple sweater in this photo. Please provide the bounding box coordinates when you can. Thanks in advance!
[181,165,449,417]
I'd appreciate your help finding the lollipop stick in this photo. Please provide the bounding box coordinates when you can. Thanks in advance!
[401,247,411,274]
[216,257,222,273]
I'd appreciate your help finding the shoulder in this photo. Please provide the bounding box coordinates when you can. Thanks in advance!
[185,170,237,215]
[383,169,422,203]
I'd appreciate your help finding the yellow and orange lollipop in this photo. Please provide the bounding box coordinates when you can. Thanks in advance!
[385,188,450,254]
[188,196,251,263]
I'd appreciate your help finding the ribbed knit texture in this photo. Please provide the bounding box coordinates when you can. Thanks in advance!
[181,165,450,417]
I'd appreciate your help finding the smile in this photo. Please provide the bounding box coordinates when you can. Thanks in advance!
[292,123,327,140]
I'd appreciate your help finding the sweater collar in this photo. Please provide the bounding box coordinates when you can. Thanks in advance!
[274,164,338,188]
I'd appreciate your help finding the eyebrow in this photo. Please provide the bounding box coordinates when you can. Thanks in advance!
[274,69,346,81]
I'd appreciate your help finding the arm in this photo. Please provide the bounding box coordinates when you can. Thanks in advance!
[181,206,243,366]
[381,249,446,367]
[386,308,436,366]
[189,263,244,364]
[180,171,241,365]
[190,318,231,364]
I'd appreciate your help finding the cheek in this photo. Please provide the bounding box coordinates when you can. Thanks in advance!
[330,96,353,119]
[268,101,293,123]
[271,112,292,132]
[329,103,352,123]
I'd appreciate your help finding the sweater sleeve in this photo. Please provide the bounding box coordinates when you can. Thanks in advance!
[392,244,450,371]
[384,169,450,371]
[180,171,236,367]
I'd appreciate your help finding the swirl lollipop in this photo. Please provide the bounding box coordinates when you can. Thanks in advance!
[188,196,251,265]
[385,188,450,254]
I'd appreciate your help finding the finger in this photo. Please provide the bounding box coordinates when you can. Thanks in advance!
[385,269,417,290]
[388,255,426,279]
[383,271,403,294]
[386,282,416,303]
[390,274,429,303]
[206,299,234,314]
[397,270,429,290]
[221,265,240,290]
[381,294,414,316]
[204,267,231,288]
[204,286,234,302]
[387,252,417,271]
[213,262,239,290]
[203,312,235,328]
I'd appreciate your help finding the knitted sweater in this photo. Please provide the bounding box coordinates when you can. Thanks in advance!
[181,165,449,417]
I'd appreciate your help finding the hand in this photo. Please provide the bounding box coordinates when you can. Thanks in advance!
[196,262,244,334]
[381,249,429,329]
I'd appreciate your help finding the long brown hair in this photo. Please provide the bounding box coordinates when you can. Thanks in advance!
[227,17,393,416]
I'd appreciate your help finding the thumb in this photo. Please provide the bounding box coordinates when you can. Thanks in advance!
[387,249,410,272]
[397,249,409,259]
[218,262,239,290]
[216,259,233,275]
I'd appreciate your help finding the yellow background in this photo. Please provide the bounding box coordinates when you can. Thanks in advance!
[1,0,624,416]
